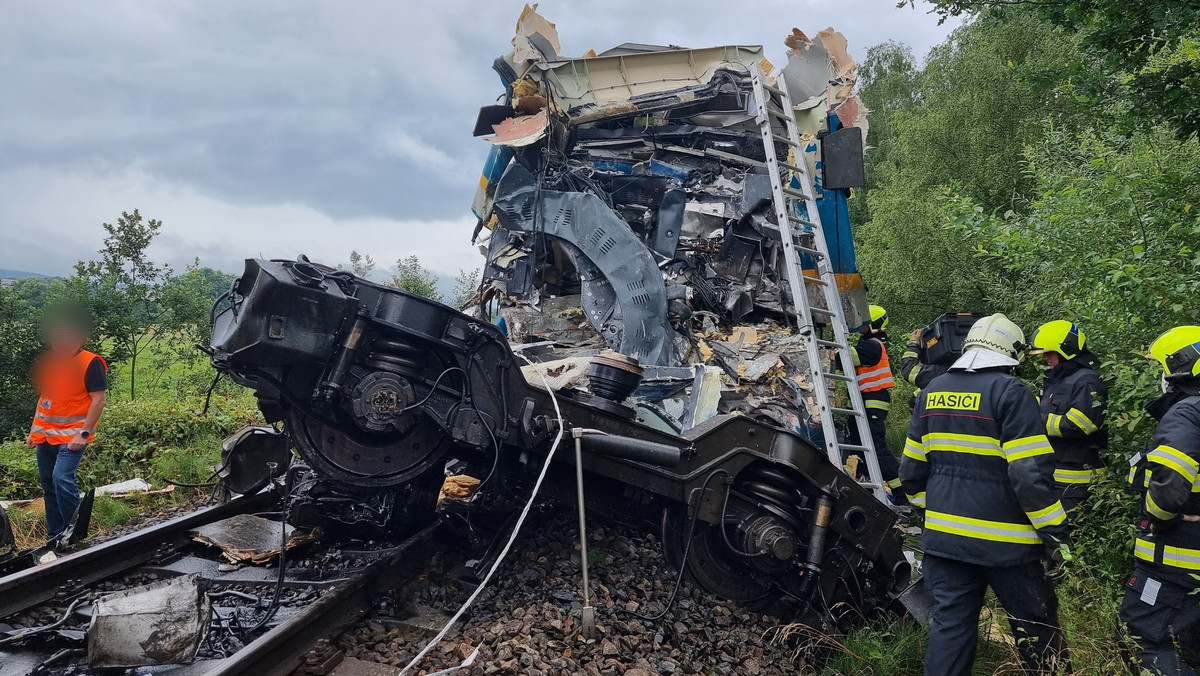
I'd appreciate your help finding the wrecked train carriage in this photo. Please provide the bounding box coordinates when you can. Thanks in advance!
[471,23,871,376]
[210,257,909,621]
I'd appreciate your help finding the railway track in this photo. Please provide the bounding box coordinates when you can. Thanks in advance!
[0,492,445,676]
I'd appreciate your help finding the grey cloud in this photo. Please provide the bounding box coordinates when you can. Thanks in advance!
[0,0,957,277]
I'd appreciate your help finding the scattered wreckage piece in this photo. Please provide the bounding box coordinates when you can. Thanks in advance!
[87,573,212,668]
[191,514,321,565]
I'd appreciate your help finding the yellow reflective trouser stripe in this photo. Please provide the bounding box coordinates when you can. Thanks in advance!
[922,432,1003,458]
[1066,407,1099,434]
[1046,414,1064,437]
[1134,538,1200,571]
[1003,435,1055,462]
[1147,446,1200,485]
[865,399,892,411]
[1055,468,1101,484]
[924,510,1041,545]
[910,491,927,508]
[903,437,926,462]
[1146,492,1176,521]
[1025,501,1067,528]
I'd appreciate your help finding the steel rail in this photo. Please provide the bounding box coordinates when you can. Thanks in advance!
[205,521,443,676]
[0,491,278,619]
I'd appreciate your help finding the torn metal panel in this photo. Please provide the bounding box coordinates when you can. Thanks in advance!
[190,514,320,565]
[87,573,211,668]
[471,8,874,431]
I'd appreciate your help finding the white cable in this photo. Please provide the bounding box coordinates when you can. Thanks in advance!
[400,353,565,675]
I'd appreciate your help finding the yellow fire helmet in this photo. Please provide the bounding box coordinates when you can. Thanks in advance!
[963,313,1025,359]
[867,305,889,334]
[1148,326,1200,378]
[1029,320,1085,359]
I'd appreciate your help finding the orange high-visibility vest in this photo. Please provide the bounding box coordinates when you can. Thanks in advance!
[30,350,106,445]
[856,338,896,393]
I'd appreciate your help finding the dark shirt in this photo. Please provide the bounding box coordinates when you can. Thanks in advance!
[84,356,108,392]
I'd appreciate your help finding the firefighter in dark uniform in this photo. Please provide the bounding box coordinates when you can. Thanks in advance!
[900,314,1071,676]
[901,328,951,410]
[847,305,903,500]
[1120,326,1200,675]
[1029,320,1107,517]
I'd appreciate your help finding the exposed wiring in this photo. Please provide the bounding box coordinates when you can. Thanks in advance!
[400,352,565,675]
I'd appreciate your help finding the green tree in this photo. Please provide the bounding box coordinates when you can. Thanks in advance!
[348,250,376,278]
[71,210,174,399]
[450,268,480,309]
[914,0,1200,138]
[853,12,1074,330]
[0,286,43,437]
[389,255,442,302]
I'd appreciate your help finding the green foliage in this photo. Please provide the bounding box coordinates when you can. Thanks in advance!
[390,254,442,301]
[854,12,1074,332]
[69,210,177,398]
[943,124,1200,454]
[916,0,1200,139]
[450,268,480,310]
[0,286,42,437]
[347,250,376,278]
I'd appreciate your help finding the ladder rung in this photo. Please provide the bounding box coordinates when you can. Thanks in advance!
[809,307,837,317]
[761,82,784,96]
[858,481,883,490]
[782,187,809,200]
[788,215,816,227]
[779,162,806,173]
[831,407,865,417]
[839,443,871,453]
[771,133,800,148]
[814,339,845,349]
[794,244,822,257]
[822,373,854,383]
[802,276,828,287]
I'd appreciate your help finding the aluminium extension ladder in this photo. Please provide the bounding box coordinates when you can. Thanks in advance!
[748,62,888,503]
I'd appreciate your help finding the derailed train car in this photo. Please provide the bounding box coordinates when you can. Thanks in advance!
[210,8,915,630]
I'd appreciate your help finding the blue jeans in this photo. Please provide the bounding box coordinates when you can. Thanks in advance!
[36,443,84,540]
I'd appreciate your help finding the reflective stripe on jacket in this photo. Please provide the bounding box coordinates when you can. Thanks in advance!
[1039,357,1107,485]
[899,368,1069,566]
[31,349,106,445]
[1131,393,1200,582]
[854,337,895,393]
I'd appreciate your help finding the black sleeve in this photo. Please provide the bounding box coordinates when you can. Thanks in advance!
[996,378,1070,547]
[84,357,108,392]
[853,337,883,367]
[1144,402,1200,523]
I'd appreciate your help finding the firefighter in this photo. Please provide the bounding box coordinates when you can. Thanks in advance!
[900,314,1070,676]
[901,328,951,410]
[846,304,903,500]
[1029,320,1107,518]
[1119,326,1200,675]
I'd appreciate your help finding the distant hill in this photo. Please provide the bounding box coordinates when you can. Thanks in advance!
[0,269,51,279]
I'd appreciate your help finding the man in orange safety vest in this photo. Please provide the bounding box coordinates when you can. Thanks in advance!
[26,308,107,543]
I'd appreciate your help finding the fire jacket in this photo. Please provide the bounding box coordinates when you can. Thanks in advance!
[1038,354,1107,486]
[901,340,951,409]
[900,368,1069,567]
[853,336,895,410]
[1128,391,1200,583]
[30,349,107,446]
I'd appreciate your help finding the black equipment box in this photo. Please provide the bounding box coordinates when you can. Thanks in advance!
[920,312,985,366]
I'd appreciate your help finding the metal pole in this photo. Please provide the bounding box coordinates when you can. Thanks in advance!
[572,427,596,638]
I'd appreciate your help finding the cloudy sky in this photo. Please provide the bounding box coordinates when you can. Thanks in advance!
[0,0,959,281]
